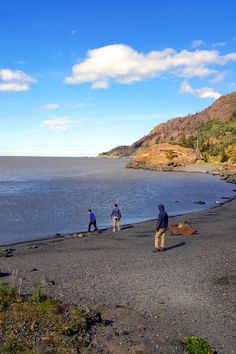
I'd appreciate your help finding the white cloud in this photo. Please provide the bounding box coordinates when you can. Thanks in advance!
[43,103,60,111]
[180,80,221,100]
[191,40,205,48]
[42,117,73,132]
[0,68,36,92]
[64,44,236,89]
[180,80,194,94]
[71,29,76,35]
[92,80,109,89]
[0,83,29,92]
[210,72,225,83]
[212,42,227,48]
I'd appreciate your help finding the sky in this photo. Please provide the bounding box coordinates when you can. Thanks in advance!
[0,0,236,157]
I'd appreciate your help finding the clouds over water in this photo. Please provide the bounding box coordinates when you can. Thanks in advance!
[64,44,236,90]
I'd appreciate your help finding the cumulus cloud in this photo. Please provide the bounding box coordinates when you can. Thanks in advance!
[43,103,60,111]
[180,80,221,100]
[191,39,205,48]
[0,68,36,92]
[64,44,236,89]
[42,117,72,132]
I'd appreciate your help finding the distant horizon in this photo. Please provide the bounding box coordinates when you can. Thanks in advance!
[1,90,236,157]
[1,0,236,156]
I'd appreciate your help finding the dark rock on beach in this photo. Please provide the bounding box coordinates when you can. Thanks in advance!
[193,200,206,204]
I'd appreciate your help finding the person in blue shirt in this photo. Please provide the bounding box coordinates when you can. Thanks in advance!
[153,204,168,253]
[111,203,122,232]
[88,209,98,232]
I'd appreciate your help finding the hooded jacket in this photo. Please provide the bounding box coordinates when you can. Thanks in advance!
[156,204,168,230]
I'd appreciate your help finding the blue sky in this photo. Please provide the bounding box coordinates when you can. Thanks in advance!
[0,0,236,156]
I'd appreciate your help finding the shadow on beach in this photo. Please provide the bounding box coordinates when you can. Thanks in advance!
[121,225,133,230]
[165,241,186,251]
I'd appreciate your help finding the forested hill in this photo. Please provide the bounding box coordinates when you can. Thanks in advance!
[99,92,236,165]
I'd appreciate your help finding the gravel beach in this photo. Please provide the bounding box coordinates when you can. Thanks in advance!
[1,198,236,353]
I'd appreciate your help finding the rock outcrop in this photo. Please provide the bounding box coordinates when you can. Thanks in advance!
[126,143,199,170]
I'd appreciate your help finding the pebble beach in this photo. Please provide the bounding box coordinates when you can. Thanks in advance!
[1,197,236,353]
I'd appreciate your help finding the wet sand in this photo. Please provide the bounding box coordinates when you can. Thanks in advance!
[0,198,236,353]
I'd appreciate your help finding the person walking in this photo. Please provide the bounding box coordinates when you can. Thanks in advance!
[153,204,168,253]
[111,203,121,232]
[88,209,98,232]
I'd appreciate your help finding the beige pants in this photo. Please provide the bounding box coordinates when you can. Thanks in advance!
[112,217,121,231]
[155,228,166,250]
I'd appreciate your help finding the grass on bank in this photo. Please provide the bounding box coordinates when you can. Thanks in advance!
[184,336,215,354]
[0,281,217,353]
[0,282,91,353]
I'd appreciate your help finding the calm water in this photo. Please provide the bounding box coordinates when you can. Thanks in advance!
[0,156,235,245]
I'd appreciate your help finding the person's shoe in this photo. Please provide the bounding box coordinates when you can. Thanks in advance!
[113,229,116,232]
[153,248,158,253]
[160,247,166,252]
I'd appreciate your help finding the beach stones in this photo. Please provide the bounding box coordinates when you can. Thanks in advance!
[193,200,206,205]
[26,245,39,249]
[38,276,56,288]
[55,233,63,238]
[0,248,15,257]
[73,233,86,238]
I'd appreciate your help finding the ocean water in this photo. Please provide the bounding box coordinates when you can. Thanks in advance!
[0,156,235,245]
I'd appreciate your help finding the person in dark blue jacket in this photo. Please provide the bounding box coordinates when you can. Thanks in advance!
[88,209,98,232]
[153,204,168,253]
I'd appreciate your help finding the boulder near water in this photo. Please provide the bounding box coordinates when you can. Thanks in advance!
[127,143,199,170]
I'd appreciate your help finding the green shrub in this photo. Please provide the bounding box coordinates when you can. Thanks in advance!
[185,336,214,354]
[32,288,47,303]
[0,282,18,309]
[195,113,236,163]
[179,135,196,149]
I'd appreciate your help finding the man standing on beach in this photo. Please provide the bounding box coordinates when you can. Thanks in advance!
[111,203,121,232]
[154,204,168,253]
[88,209,98,232]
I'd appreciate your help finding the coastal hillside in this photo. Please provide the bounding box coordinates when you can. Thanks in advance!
[99,92,236,169]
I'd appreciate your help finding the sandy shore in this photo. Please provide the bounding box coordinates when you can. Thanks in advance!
[1,198,236,353]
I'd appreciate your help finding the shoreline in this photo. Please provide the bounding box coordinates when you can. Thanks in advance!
[1,160,235,247]
[1,199,236,353]
[126,160,236,182]
[1,193,235,248]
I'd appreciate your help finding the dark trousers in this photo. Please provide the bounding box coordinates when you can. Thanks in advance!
[88,221,98,232]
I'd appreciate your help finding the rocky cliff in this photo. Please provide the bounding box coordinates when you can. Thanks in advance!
[99,92,236,171]
[126,143,199,170]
